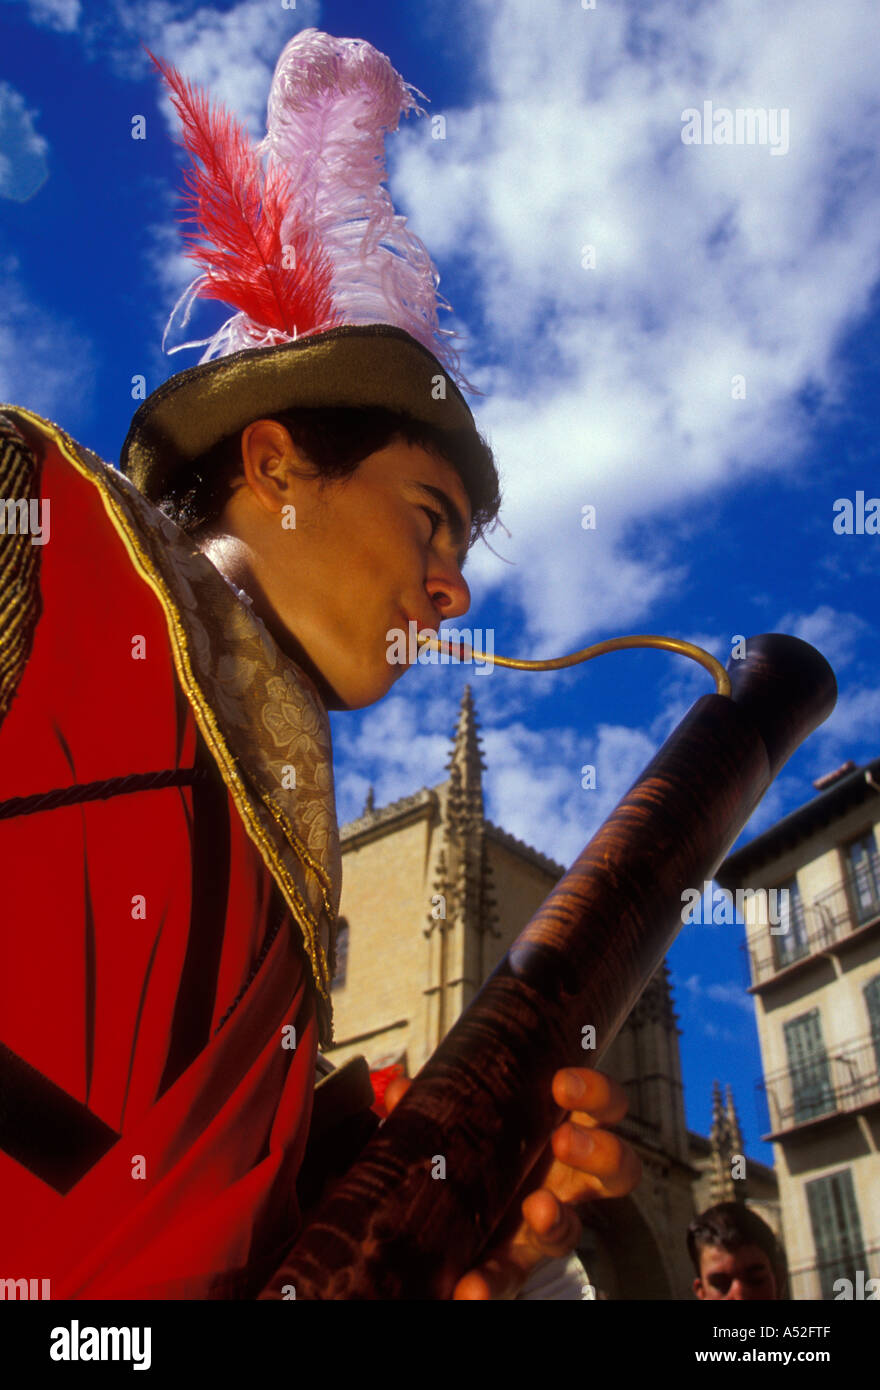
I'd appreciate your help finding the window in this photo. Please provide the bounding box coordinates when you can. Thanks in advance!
[784,1009,834,1124]
[865,974,880,1072]
[805,1169,866,1300]
[846,833,880,926]
[330,916,349,991]
[774,877,810,968]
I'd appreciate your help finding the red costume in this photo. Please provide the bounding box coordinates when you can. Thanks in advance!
[0,409,341,1298]
[0,29,493,1301]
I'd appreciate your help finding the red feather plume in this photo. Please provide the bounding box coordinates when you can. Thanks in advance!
[146,48,338,342]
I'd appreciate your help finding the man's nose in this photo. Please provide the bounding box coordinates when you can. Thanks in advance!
[428,567,470,622]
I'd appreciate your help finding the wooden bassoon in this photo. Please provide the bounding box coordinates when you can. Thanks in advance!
[259,631,836,1300]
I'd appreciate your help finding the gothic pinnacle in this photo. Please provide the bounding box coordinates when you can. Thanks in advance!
[444,684,487,819]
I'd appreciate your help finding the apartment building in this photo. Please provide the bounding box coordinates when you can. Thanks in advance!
[717,757,880,1299]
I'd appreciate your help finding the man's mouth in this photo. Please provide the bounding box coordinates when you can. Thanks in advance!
[402,609,441,636]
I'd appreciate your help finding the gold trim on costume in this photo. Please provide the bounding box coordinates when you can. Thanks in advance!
[0,415,44,729]
[2,406,340,1044]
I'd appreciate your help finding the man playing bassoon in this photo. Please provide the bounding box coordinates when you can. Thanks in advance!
[0,29,640,1299]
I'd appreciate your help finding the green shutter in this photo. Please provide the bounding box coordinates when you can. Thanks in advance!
[784,1009,833,1123]
[847,835,880,925]
[865,975,880,1071]
[805,1169,866,1299]
[776,878,809,967]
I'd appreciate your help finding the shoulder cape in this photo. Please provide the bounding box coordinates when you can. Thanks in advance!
[0,404,342,1046]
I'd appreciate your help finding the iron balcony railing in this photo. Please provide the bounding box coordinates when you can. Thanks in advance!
[747,855,880,986]
[757,1031,880,1136]
[787,1240,880,1301]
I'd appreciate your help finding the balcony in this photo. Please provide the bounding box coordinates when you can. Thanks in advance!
[787,1241,880,1301]
[757,1032,880,1139]
[746,860,880,990]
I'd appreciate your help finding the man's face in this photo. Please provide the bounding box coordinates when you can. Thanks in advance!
[216,425,473,710]
[694,1243,780,1300]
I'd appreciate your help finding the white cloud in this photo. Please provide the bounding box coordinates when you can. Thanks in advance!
[0,82,50,202]
[808,682,880,767]
[673,973,753,1015]
[332,684,464,826]
[705,981,754,1013]
[702,1021,741,1043]
[759,610,880,774]
[388,0,880,650]
[332,672,660,868]
[776,604,871,673]
[110,0,321,368]
[0,255,95,424]
[106,0,320,134]
[17,0,81,31]
[139,208,206,378]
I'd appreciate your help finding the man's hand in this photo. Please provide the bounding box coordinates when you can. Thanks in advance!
[384,1067,642,1300]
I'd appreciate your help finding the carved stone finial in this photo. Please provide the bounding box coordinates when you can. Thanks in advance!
[725,1083,744,1156]
[445,685,487,822]
[709,1080,746,1203]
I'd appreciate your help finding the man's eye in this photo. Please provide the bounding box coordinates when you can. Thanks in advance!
[420,506,443,538]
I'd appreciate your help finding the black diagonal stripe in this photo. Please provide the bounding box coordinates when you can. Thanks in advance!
[0,1042,119,1194]
[157,735,231,1098]
[0,767,211,820]
[83,849,96,1108]
[120,901,169,1131]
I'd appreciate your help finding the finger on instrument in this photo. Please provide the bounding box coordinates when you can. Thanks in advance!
[551,1125,642,1198]
[552,1068,629,1123]
[521,1189,583,1257]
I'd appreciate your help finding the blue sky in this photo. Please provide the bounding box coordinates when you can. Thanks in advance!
[2,0,879,1169]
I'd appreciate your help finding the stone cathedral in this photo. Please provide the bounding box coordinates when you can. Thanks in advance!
[323,687,778,1298]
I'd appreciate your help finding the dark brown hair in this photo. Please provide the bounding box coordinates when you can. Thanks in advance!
[687,1202,787,1293]
[155,406,501,549]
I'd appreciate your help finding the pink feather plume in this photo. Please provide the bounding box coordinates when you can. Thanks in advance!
[150,31,467,385]
[257,29,464,383]
[147,48,339,353]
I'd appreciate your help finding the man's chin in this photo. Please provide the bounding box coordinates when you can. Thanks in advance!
[314,658,410,713]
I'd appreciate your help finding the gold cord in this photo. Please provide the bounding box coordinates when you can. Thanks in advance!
[417,631,732,697]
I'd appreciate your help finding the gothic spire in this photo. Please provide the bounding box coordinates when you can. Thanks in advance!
[725,1083,744,1156]
[710,1078,725,1143]
[709,1079,747,1203]
[445,684,487,827]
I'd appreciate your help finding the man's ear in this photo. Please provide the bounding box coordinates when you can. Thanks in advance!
[239,418,304,513]
[693,1276,705,1299]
